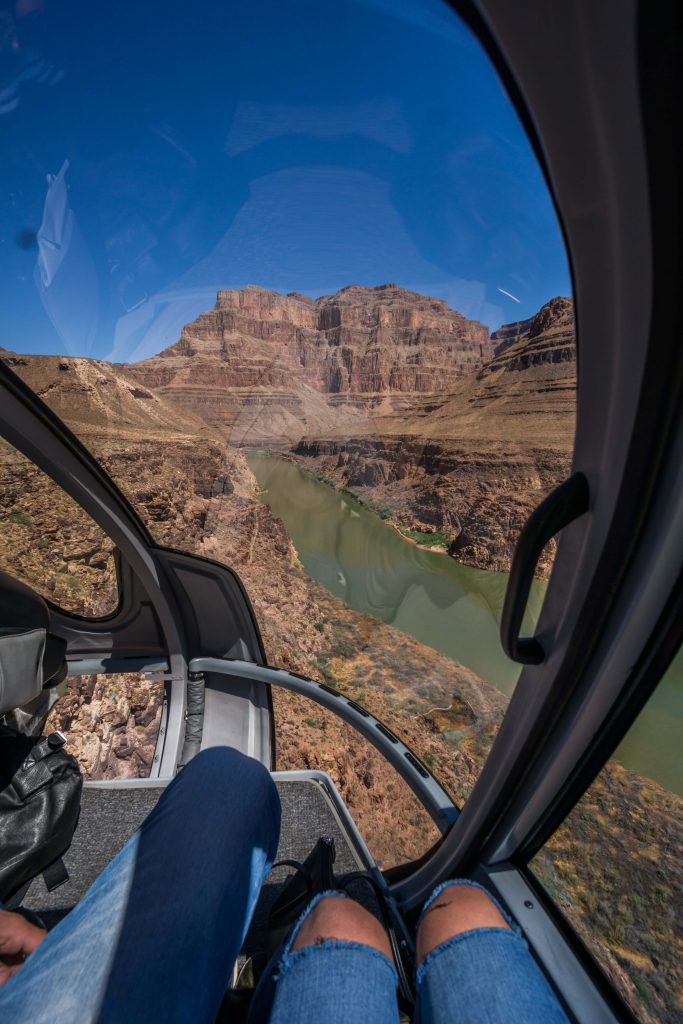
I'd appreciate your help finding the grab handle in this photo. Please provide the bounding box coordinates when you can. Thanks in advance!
[501,472,589,664]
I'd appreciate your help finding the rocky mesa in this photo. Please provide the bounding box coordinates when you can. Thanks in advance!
[127,283,493,443]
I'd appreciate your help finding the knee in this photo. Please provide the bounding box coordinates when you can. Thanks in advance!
[417,884,510,964]
[178,748,278,816]
[292,895,393,961]
[183,746,269,788]
[167,748,280,857]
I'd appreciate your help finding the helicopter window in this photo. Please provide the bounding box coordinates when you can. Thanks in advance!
[45,672,164,780]
[0,437,118,618]
[530,652,683,1024]
[2,0,574,848]
[272,687,442,870]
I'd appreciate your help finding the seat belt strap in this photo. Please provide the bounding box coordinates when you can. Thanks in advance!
[42,856,69,892]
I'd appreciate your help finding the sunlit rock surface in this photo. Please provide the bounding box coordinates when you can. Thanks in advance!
[126,283,493,441]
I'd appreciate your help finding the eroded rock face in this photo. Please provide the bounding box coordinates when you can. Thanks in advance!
[490,296,573,357]
[481,295,575,377]
[127,284,493,437]
[490,315,533,356]
[293,437,571,575]
[290,296,576,576]
[45,674,164,780]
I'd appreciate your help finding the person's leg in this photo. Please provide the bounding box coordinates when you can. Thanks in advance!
[415,881,569,1024]
[249,892,399,1024]
[0,747,281,1024]
[291,895,393,958]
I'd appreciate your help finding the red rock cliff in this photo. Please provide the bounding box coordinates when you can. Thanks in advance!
[128,283,493,406]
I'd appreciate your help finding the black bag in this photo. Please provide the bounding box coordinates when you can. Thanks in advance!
[0,724,82,906]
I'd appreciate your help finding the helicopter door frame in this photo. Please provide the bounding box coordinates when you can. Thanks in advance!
[0,361,274,774]
[0,363,188,776]
[389,0,682,898]
[388,0,682,1018]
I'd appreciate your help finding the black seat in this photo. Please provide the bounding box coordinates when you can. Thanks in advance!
[0,570,67,718]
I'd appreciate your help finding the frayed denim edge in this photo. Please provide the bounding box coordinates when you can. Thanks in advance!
[415,926,524,988]
[280,888,349,959]
[417,879,518,935]
[277,938,399,984]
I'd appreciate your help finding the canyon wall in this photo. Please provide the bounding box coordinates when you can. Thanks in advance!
[490,314,533,355]
[292,437,569,575]
[2,288,576,582]
[123,286,576,574]
[127,283,493,441]
[290,295,576,574]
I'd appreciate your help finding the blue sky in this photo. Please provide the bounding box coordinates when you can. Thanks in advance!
[0,0,571,361]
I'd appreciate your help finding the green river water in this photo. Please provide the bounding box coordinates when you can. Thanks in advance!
[248,453,682,796]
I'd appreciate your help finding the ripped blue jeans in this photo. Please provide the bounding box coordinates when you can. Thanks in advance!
[1,746,568,1024]
[0,747,281,1023]
[257,883,569,1024]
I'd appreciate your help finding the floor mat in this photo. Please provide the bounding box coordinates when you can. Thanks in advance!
[21,785,163,928]
[21,776,372,936]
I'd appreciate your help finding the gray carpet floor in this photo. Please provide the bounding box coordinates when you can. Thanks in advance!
[21,785,164,928]
[21,777,372,941]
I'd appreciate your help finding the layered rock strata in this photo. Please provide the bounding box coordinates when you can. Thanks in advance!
[290,296,576,574]
[293,437,570,575]
[127,283,493,440]
[490,314,533,355]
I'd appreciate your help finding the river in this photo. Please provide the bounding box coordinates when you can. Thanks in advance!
[248,452,682,796]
